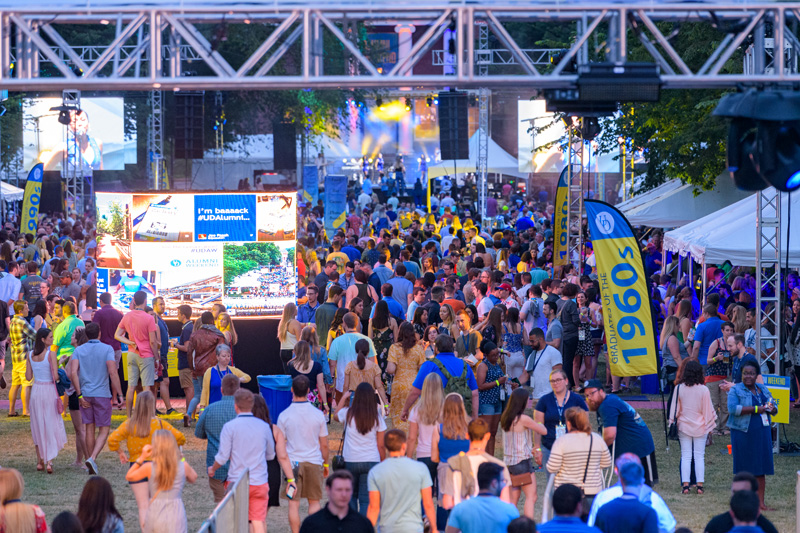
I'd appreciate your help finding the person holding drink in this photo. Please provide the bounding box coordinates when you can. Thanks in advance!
[727,360,777,510]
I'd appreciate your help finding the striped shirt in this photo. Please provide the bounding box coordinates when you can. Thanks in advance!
[502,424,533,466]
[546,432,612,496]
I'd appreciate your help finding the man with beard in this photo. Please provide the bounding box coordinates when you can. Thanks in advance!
[114,270,155,296]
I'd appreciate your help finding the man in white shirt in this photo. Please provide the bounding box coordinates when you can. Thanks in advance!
[357,191,372,210]
[0,261,22,313]
[476,282,494,321]
[210,388,276,533]
[275,375,330,533]
[519,328,563,399]
[328,313,377,402]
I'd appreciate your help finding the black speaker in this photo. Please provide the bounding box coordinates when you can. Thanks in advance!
[174,92,205,160]
[40,171,65,214]
[438,91,469,160]
[273,122,297,170]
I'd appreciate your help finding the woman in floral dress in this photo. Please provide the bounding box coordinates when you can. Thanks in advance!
[387,322,427,432]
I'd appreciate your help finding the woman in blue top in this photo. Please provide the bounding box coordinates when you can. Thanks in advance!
[431,393,469,517]
[727,360,777,510]
[198,345,250,410]
[476,341,506,456]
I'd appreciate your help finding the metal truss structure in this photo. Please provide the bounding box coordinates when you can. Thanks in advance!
[2,2,800,90]
[755,189,782,394]
[432,48,561,67]
[61,89,83,212]
[566,129,584,275]
[147,89,164,189]
[476,22,489,221]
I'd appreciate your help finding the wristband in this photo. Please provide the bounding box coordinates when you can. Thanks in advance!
[323,463,329,468]
[78,394,83,399]
[181,457,186,462]
[535,448,541,452]
[754,406,758,414]
[135,460,143,466]
[495,380,500,387]
[287,478,295,483]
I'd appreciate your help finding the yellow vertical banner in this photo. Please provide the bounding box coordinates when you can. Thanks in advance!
[585,200,658,377]
[553,167,569,266]
[21,164,44,235]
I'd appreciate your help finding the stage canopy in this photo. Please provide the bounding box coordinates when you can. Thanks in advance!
[617,174,750,228]
[428,132,527,179]
[1,181,24,202]
[664,191,800,267]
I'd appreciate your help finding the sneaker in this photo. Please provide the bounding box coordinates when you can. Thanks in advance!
[155,409,166,416]
[85,458,98,475]
[166,408,177,415]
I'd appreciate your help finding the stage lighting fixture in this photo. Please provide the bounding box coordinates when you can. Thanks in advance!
[405,98,412,111]
[376,97,384,110]
[426,96,433,107]
[50,104,75,125]
[569,115,600,141]
[714,89,800,192]
[433,95,439,105]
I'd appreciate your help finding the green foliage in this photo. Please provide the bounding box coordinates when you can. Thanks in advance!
[287,247,295,268]
[222,242,282,287]
[97,201,127,239]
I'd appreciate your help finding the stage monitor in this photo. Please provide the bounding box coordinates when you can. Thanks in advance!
[23,97,136,171]
[95,191,297,318]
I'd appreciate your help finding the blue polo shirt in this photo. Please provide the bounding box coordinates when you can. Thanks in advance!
[594,494,659,533]
[694,316,723,365]
[369,296,406,322]
[538,516,602,533]
[412,352,478,391]
[596,394,655,459]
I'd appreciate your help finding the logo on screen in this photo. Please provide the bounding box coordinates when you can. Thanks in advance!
[198,234,207,240]
[170,260,181,267]
[595,212,615,235]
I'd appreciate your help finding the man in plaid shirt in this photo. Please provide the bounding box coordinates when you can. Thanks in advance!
[8,300,36,417]
[195,373,239,503]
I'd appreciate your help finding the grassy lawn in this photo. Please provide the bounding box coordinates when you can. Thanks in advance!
[1,365,799,532]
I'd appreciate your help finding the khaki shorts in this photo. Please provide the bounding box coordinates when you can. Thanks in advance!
[127,352,155,388]
[284,462,323,501]
[179,368,194,389]
[11,362,32,387]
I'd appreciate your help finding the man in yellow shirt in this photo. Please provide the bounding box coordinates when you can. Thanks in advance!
[327,241,350,274]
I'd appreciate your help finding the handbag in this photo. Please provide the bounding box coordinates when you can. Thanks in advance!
[507,459,533,487]
[54,382,64,415]
[668,385,681,441]
[331,414,347,471]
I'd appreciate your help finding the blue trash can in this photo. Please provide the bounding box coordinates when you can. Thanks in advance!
[258,375,293,421]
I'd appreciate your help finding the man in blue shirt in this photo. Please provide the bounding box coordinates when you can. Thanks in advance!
[368,284,405,322]
[583,379,658,486]
[693,304,723,365]
[387,264,414,315]
[297,285,320,324]
[446,462,519,533]
[341,236,362,263]
[401,335,479,419]
[152,297,176,415]
[538,484,601,532]
[195,374,239,503]
[373,254,394,285]
[593,462,659,533]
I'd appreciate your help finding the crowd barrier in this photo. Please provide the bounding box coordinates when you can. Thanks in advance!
[197,469,250,533]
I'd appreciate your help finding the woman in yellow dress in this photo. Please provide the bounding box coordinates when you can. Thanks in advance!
[386,322,427,432]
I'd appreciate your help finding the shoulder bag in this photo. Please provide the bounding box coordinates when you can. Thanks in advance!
[668,385,680,441]
[331,413,347,471]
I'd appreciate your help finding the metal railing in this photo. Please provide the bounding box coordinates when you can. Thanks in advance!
[197,469,250,533]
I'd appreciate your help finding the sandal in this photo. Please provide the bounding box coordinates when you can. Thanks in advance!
[36,460,44,472]
[46,462,53,474]
[682,484,690,494]
[696,485,704,495]
[7,412,18,418]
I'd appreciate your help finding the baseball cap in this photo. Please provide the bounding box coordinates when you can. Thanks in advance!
[583,379,603,391]
[498,283,512,291]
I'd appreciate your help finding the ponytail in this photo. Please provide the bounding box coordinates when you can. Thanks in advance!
[355,338,369,370]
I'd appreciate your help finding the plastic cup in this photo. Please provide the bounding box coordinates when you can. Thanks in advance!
[727,444,732,455]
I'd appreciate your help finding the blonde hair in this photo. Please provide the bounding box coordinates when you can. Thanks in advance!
[660,315,680,349]
[151,430,180,492]
[216,312,238,345]
[278,303,297,342]
[0,469,35,533]
[416,373,444,426]
[730,305,748,334]
[291,340,311,369]
[439,303,455,328]
[129,391,156,439]
[441,392,469,440]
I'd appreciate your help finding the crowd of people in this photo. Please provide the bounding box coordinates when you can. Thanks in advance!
[0,181,797,533]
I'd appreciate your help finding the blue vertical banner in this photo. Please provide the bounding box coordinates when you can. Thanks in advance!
[302,165,319,205]
[324,174,347,240]
[553,167,569,266]
[585,200,658,377]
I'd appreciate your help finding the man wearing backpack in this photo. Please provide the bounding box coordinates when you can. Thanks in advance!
[400,334,479,420]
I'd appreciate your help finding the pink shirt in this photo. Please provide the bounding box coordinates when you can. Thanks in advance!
[671,383,717,438]
[119,310,158,358]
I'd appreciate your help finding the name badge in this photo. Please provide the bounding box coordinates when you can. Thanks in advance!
[555,423,567,440]
[578,329,587,341]
[761,413,770,426]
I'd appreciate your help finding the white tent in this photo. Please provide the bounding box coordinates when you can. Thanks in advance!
[0,181,24,202]
[663,191,800,267]
[617,175,750,228]
[428,131,527,179]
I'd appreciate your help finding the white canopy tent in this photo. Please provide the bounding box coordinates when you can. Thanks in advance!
[428,131,527,179]
[664,191,800,267]
[617,175,750,228]
[1,181,24,202]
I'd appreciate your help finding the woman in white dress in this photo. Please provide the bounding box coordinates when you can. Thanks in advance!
[26,327,67,474]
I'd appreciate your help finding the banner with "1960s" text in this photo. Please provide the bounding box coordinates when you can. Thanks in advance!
[553,167,569,267]
[585,200,657,377]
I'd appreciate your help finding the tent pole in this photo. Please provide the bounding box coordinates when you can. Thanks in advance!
[701,258,708,306]
[661,243,667,276]
[678,254,683,284]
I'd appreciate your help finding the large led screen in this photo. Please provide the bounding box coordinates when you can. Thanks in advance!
[23,97,136,171]
[95,191,296,318]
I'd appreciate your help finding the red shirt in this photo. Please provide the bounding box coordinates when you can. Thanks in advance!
[119,309,158,358]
